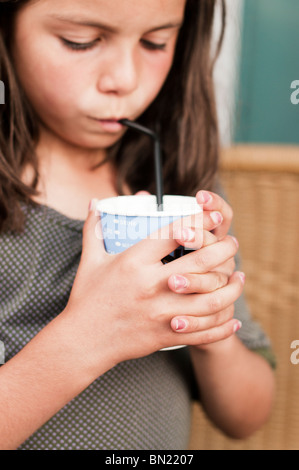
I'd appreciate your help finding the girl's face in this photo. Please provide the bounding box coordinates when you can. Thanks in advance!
[12,0,186,150]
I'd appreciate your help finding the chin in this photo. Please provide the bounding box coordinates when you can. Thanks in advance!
[61,130,123,150]
[86,134,123,149]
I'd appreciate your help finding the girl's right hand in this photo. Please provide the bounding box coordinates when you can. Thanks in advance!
[63,202,243,376]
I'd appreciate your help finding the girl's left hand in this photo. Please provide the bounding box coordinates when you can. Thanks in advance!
[135,190,242,347]
[135,189,233,240]
[164,231,243,346]
[136,188,243,347]
[195,190,233,240]
[168,229,236,294]
[167,191,242,347]
[135,189,238,288]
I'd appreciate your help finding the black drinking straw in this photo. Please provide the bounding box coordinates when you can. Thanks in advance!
[118,119,164,211]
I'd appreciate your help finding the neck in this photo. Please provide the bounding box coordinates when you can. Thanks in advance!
[36,125,108,172]
[22,125,128,220]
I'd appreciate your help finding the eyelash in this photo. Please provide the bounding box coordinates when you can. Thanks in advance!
[61,38,166,52]
[61,38,99,51]
[141,40,166,51]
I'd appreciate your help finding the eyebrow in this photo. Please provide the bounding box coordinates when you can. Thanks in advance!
[48,14,183,34]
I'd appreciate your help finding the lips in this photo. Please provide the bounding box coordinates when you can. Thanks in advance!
[93,117,126,123]
[92,118,125,132]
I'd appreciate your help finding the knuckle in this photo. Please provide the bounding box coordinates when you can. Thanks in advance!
[225,259,236,276]
[186,274,197,291]
[215,311,226,326]
[144,281,160,300]
[215,272,228,289]
[213,307,233,326]
[120,252,138,273]
[189,316,202,333]
[208,292,223,313]
[223,306,235,323]
[195,250,212,270]
[136,284,149,301]
[201,329,215,345]
[136,278,157,301]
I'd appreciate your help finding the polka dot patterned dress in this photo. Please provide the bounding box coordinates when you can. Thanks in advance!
[0,202,273,450]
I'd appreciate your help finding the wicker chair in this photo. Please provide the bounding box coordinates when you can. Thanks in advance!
[189,145,299,450]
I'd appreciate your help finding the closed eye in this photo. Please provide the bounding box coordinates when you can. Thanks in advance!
[60,37,100,51]
[60,37,166,52]
[140,39,166,51]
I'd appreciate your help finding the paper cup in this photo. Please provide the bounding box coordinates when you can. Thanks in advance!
[96,195,203,352]
[97,195,202,254]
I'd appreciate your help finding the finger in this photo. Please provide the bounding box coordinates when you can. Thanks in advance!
[165,271,245,318]
[196,190,233,240]
[202,230,217,247]
[203,210,224,232]
[212,257,236,277]
[172,228,217,257]
[162,235,239,276]
[170,305,235,333]
[81,199,108,263]
[170,318,242,347]
[126,213,201,264]
[172,211,204,250]
[168,271,229,294]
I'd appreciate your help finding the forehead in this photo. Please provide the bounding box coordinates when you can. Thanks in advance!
[21,0,187,31]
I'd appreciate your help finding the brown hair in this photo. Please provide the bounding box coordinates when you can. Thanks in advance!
[0,0,226,233]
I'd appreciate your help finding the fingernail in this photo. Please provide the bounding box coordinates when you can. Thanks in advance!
[210,211,223,225]
[173,228,195,242]
[231,236,239,249]
[198,191,212,204]
[175,319,188,331]
[173,275,189,290]
[233,320,242,333]
[88,199,98,212]
[238,272,246,284]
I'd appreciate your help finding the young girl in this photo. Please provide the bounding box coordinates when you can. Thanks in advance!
[0,0,275,450]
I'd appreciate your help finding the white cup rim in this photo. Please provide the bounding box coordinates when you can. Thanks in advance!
[96,195,202,217]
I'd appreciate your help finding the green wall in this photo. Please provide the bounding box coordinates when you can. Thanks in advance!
[234,0,299,144]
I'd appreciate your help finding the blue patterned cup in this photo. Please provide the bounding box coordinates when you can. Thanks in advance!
[96,195,202,352]
[96,195,202,262]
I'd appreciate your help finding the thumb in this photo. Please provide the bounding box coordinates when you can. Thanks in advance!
[81,199,107,263]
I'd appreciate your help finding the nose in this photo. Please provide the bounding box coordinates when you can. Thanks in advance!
[97,46,138,96]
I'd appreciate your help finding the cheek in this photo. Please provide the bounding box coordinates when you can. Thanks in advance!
[143,54,174,100]
[29,66,77,117]
[37,66,80,114]
[14,40,81,119]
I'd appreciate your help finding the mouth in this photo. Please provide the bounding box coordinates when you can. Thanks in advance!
[90,117,126,132]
